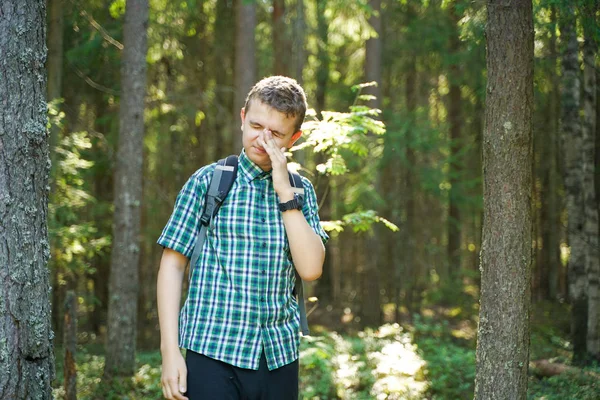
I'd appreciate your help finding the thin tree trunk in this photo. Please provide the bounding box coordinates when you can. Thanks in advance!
[0,1,54,398]
[362,0,382,327]
[474,1,533,399]
[404,44,417,319]
[545,5,561,300]
[272,0,289,76]
[314,0,334,305]
[233,0,256,152]
[582,0,599,361]
[215,0,235,156]
[64,291,77,400]
[47,0,64,166]
[105,0,148,377]
[559,3,587,365]
[292,0,306,85]
[447,0,463,284]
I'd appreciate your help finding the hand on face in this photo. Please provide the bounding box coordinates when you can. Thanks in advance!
[258,129,294,199]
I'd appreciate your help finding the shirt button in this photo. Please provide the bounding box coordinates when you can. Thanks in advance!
[260,296,265,302]
[261,217,266,223]
[262,242,266,248]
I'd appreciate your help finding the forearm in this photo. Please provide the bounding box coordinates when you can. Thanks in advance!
[282,209,325,281]
[157,250,187,354]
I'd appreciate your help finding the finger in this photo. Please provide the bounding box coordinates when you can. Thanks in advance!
[163,381,172,399]
[179,368,188,399]
[168,378,181,399]
[162,384,168,399]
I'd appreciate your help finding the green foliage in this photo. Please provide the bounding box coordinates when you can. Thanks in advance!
[293,86,394,234]
[48,103,110,283]
[528,369,600,400]
[53,348,163,399]
[299,335,339,399]
[412,315,476,399]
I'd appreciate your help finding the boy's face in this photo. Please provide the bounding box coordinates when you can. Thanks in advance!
[240,100,302,171]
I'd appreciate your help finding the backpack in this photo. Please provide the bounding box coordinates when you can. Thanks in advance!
[189,155,311,336]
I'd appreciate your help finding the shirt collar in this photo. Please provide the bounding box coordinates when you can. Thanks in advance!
[239,149,272,182]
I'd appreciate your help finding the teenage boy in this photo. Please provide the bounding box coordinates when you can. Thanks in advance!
[157,76,328,400]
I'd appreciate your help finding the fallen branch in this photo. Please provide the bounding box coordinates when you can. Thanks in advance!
[529,359,600,379]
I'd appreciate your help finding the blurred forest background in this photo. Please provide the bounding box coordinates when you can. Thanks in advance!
[37,0,599,398]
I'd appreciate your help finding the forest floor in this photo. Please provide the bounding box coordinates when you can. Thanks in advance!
[52,300,600,399]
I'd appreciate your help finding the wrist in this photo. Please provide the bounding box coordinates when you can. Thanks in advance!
[277,188,295,202]
[160,343,180,355]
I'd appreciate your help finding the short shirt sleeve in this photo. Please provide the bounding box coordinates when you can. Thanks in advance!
[300,176,329,245]
[157,165,213,258]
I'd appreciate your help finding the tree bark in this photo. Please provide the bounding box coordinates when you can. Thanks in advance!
[474,1,533,399]
[361,0,382,327]
[542,5,561,300]
[447,0,463,283]
[292,0,306,86]
[63,291,77,400]
[105,0,148,377]
[582,0,599,361]
[404,43,418,319]
[0,1,54,398]
[233,0,256,152]
[314,0,334,305]
[559,2,588,365]
[214,0,235,156]
[272,0,289,76]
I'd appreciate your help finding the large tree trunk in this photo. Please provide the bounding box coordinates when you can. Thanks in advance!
[105,0,148,377]
[559,3,588,365]
[0,1,54,398]
[474,1,533,399]
[233,0,256,152]
[582,1,599,361]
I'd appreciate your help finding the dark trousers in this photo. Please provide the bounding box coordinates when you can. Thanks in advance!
[185,350,299,400]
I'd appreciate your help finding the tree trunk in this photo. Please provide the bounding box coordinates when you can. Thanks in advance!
[292,0,306,86]
[214,0,235,156]
[559,3,587,365]
[272,0,289,76]
[47,0,64,164]
[543,5,561,300]
[404,45,417,319]
[105,0,148,377]
[314,0,334,305]
[63,291,77,400]
[0,1,54,398]
[233,0,256,152]
[447,0,463,284]
[365,0,382,107]
[582,0,599,361]
[474,1,533,399]
[361,0,382,328]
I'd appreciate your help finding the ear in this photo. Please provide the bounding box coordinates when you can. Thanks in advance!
[240,108,246,128]
[289,130,302,147]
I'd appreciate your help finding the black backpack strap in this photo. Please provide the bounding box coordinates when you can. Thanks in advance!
[288,171,310,336]
[190,155,238,269]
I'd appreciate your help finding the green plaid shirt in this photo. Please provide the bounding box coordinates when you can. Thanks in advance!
[157,150,328,370]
